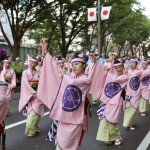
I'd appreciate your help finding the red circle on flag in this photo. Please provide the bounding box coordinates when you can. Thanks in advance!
[103,10,108,15]
[89,11,95,17]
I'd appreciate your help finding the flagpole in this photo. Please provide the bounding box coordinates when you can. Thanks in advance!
[98,0,101,56]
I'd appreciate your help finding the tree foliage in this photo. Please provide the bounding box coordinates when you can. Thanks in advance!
[29,0,97,57]
[101,0,150,57]
[0,0,51,59]
[0,0,150,58]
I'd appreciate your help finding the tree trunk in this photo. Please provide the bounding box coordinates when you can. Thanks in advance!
[11,44,20,60]
[100,33,104,57]
[118,45,123,57]
[142,46,147,58]
[62,47,68,58]
[130,45,134,57]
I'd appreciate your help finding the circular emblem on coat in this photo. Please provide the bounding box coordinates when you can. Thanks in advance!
[105,82,122,98]
[129,77,140,90]
[141,76,150,86]
[62,85,82,112]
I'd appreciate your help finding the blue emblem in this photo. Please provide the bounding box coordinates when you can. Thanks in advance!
[62,85,82,112]
[105,82,122,98]
[141,76,150,86]
[129,77,140,90]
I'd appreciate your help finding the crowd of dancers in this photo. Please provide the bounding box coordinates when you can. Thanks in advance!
[0,47,150,150]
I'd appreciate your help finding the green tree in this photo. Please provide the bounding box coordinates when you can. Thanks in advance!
[28,0,150,58]
[101,0,150,57]
[0,0,52,59]
[29,0,97,57]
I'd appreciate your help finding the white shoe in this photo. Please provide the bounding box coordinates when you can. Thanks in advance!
[114,139,123,145]
[27,133,36,137]
[92,101,98,105]
[141,113,146,117]
[36,128,41,133]
[129,126,135,130]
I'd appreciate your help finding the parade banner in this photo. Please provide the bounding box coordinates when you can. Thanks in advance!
[87,8,97,22]
[101,6,112,20]
[0,11,14,45]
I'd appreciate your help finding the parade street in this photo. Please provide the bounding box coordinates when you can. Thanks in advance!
[5,93,150,150]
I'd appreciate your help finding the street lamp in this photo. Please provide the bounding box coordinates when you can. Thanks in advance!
[98,0,101,56]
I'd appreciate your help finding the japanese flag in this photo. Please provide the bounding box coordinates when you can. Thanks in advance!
[88,8,97,22]
[101,6,112,20]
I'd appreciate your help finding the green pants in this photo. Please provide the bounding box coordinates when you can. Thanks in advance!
[25,111,40,135]
[139,98,149,113]
[96,118,121,142]
[123,107,136,127]
[56,144,61,150]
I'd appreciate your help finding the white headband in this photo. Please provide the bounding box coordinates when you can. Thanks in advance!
[30,58,37,62]
[71,58,85,64]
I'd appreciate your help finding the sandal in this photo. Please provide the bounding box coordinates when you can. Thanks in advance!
[36,128,41,133]
[141,113,146,117]
[27,133,37,137]
[114,138,123,145]
[92,101,98,105]
[128,125,135,130]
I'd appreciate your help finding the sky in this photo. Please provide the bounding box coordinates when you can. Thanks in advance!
[138,0,150,18]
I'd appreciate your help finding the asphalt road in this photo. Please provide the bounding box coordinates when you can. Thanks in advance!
[4,93,150,150]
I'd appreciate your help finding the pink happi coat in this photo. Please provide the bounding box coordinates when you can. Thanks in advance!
[100,72,128,123]
[126,69,142,109]
[140,67,150,100]
[0,81,9,124]
[37,54,62,110]
[37,52,105,150]
[19,68,44,116]
[1,67,16,100]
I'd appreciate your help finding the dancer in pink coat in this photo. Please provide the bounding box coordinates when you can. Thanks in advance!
[139,60,150,116]
[123,58,142,130]
[36,56,43,74]
[96,60,128,145]
[19,58,44,137]
[0,80,8,125]
[37,52,105,150]
[1,58,16,115]
[0,75,9,150]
